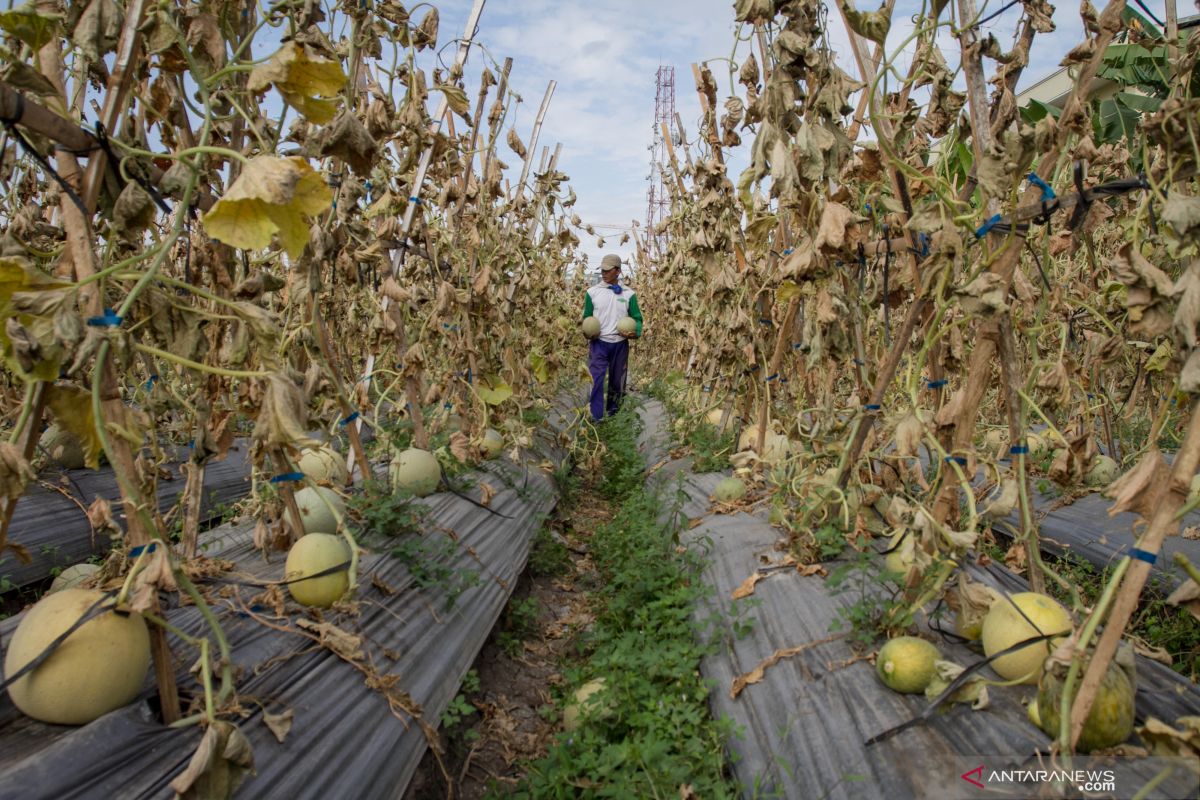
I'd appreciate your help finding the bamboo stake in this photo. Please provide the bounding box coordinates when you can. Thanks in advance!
[511,80,557,212]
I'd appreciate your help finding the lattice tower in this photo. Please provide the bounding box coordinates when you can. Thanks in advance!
[646,65,676,263]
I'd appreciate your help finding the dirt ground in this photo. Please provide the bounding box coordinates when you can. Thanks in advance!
[403,489,612,799]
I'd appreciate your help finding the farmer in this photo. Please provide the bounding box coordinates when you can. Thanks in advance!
[583,254,643,421]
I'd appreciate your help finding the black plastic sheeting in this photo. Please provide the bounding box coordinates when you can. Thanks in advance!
[638,401,1200,800]
[0,403,570,800]
[3,444,252,591]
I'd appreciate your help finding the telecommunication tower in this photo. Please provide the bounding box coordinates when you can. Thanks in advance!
[646,66,676,262]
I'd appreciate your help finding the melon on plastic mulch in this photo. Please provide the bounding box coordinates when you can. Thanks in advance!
[390,447,441,497]
[616,316,637,337]
[4,588,150,725]
[292,486,345,534]
[876,636,940,694]
[49,563,100,593]
[1085,455,1120,487]
[563,678,609,732]
[298,445,349,485]
[479,428,504,460]
[285,533,351,608]
[981,592,1072,684]
[582,316,601,338]
[39,424,86,469]
[1037,657,1135,752]
[713,476,747,503]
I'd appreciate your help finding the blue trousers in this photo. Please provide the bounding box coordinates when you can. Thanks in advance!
[588,339,629,421]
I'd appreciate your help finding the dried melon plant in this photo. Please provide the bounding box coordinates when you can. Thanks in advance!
[639,0,1200,754]
[0,0,580,774]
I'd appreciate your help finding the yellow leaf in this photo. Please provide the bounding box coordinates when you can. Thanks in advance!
[478,376,513,406]
[202,157,331,256]
[435,84,470,116]
[776,280,802,304]
[248,42,345,123]
[0,3,61,50]
[530,353,549,383]
[45,385,104,469]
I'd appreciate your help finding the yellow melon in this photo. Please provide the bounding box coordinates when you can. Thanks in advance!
[981,592,1072,684]
[1037,658,1134,752]
[582,316,601,338]
[713,476,747,503]
[876,636,940,694]
[479,428,504,460]
[4,589,150,725]
[616,316,637,337]
[563,678,609,732]
[390,447,441,497]
[39,424,86,469]
[285,533,351,608]
[292,486,345,534]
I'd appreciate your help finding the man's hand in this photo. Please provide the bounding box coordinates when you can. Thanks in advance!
[620,330,638,339]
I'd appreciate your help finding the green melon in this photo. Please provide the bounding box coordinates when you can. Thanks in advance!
[1037,659,1134,752]
[390,448,441,497]
[479,428,504,460]
[713,476,747,503]
[39,424,86,469]
[285,533,351,608]
[49,563,101,593]
[876,636,940,694]
[298,445,349,485]
[1085,455,1119,487]
[582,316,601,338]
[292,486,345,534]
[616,316,637,337]
[4,589,150,725]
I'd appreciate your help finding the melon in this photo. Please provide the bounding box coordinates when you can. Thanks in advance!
[39,424,86,469]
[390,447,441,497]
[563,678,609,732]
[1190,473,1200,504]
[1037,659,1134,752]
[737,428,791,464]
[582,316,601,339]
[713,476,747,503]
[616,316,637,337]
[4,588,150,725]
[298,445,349,485]
[292,486,345,534]
[49,563,101,593]
[876,636,939,694]
[884,529,915,576]
[479,428,504,460]
[1085,455,1119,487]
[982,592,1072,684]
[285,533,351,608]
[983,428,1005,455]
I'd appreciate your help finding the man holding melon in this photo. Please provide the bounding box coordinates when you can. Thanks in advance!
[582,254,643,421]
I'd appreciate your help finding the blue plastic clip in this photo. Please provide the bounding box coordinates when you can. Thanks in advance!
[926,379,947,389]
[1127,547,1157,565]
[864,404,882,411]
[87,308,123,327]
[270,472,305,483]
[1009,445,1029,455]
[129,542,158,558]
[408,196,422,205]
[765,373,779,382]
[975,214,1002,239]
[144,374,158,391]
[339,411,360,427]
[782,248,794,255]
[1027,173,1056,202]
[945,455,968,466]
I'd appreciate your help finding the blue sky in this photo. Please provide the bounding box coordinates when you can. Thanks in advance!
[423,0,1175,271]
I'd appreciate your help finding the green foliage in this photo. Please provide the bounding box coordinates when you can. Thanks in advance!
[528,526,572,578]
[1045,553,1200,679]
[685,421,737,474]
[349,480,480,607]
[441,668,481,736]
[827,549,904,648]
[499,596,541,658]
[595,404,645,501]
[514,486,737,799]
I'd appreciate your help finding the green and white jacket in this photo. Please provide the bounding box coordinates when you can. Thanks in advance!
[583,282,643,343]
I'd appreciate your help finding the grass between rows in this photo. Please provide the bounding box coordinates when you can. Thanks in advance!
[513,403,739,799]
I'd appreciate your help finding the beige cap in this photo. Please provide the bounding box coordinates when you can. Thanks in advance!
[600,254,622,271]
